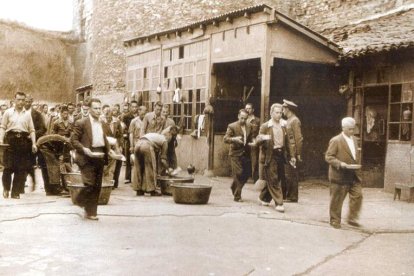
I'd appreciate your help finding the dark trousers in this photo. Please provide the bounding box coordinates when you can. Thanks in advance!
[329,182,363,224]
[230,154,250,200]
[2,168,26,196]
[2,132,32,196]
[113,160,122,187]
[250,146,259,182]
[260,150,285,206]
[124,139,131,181]
[76,151,105,216]
[283,164,299,201]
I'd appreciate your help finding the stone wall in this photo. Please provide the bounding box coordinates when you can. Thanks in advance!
[0,21,78,104]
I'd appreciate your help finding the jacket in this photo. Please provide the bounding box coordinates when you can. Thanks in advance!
[325,133,361,185]
[223,121,252,157]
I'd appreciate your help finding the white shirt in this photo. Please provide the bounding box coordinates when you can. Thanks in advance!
[241,125,246,145]
[89,115,105,147]
[342,132,356,160]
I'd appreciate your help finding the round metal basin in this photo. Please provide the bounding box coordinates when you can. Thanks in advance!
[67,184,113,205]
[171,183,212,204]
[157,176,194,196]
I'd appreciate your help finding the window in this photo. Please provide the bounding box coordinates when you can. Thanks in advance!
[389,83,413,141]
[182,90,193,131]
[179,46,184,59]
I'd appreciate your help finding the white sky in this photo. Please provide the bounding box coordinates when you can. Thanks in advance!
[0,0,73,31]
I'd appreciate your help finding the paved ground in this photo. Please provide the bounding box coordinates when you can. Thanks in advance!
[0,169,414,275]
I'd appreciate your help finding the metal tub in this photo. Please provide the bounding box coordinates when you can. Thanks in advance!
[171,183,212,204]
[157,176,194,196]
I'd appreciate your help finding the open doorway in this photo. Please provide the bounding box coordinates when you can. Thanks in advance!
[361,86,388,188]
[212,58,262,133]
[270,58,345,179]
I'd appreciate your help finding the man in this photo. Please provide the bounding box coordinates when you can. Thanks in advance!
[325,117,363,229]
[70,98,113,220]
[74,99,90,122]
[282,99,303,203]
[223,109,252,202]
[256,103,295,212]
[24,95,47,191]
[132,126,178,196]
[129,105,147,150]
[101,104,123,189]
[41,104,49,126]
[121,101,138,184]
[161,104,177,169]
[245,103,261,183]
[0,92,37,199]
[52,105,74,192]
[0,102,8,123]
[140,101,165,136]
[67,102,76,123]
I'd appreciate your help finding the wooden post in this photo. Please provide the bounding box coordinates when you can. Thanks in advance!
[260,28,273,123]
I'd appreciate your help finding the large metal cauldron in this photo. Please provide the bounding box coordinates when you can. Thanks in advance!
[157,176,194,195]
[171,183,212,204]
[64,173,113,205]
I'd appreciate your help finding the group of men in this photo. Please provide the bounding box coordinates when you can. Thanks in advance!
[0,93,179,220]
[225,101,362,228]
[224,100,303,213]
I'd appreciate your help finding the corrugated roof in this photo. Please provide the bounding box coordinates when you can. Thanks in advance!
[323,8,414,59]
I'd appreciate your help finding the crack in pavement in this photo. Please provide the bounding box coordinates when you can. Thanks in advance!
[293,234,372,276]
[0,201,56,207]
[2,211,414,236]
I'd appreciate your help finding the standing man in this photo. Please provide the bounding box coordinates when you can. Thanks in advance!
[161,104,177,169]
[223,109,252,202]
[121,101,138,184]
[325,117,363,229]
[245,103,261,183]
[24,95,47,192]
[256,103,295,212]
[140,101,165,136]
[129,105,147,150]
[74,99,90,122]
[71,98,112,220]
[0,92,37,199]
[282,99,303,202]
[67,102,76,123]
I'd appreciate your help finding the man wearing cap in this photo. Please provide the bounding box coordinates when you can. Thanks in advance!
[245,103,261,183]
[325,117,363,229]
[282,99,303,202]
[0,92,37,199]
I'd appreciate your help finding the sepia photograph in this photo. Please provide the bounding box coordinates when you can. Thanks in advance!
[0,0,413,275]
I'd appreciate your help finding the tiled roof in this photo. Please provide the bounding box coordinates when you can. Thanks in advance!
[323,8,414,59]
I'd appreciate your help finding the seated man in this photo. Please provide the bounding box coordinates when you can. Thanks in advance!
[132,125,178,196]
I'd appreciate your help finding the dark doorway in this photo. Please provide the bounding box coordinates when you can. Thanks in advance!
[270,58,345,178]
[212,58,262,133]
[361,86,388,188]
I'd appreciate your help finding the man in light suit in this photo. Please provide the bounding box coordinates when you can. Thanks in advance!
[256,103,295,212]
[325,117,363,229]
[224,109,252,202]
[71,98,112,220]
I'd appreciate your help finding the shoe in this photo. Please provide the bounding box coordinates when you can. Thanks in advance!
[234,198,243,202]
[347,220,361,227]
[11,194,20,199]
[85,215,99,220]
[3,190,9,198]
[124,179,131,184]
[258,198,270,206]
[84,211,99,220]
[149,191,162,197]
[285,198,298,203]
[136,190,144,196]
[330,222,341,229]
[275,205,285,213]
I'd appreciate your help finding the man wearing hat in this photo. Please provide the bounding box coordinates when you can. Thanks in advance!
[282,99,303,202]
[325,117,363,229]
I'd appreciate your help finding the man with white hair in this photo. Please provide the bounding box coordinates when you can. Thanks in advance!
[325,117,363,229]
